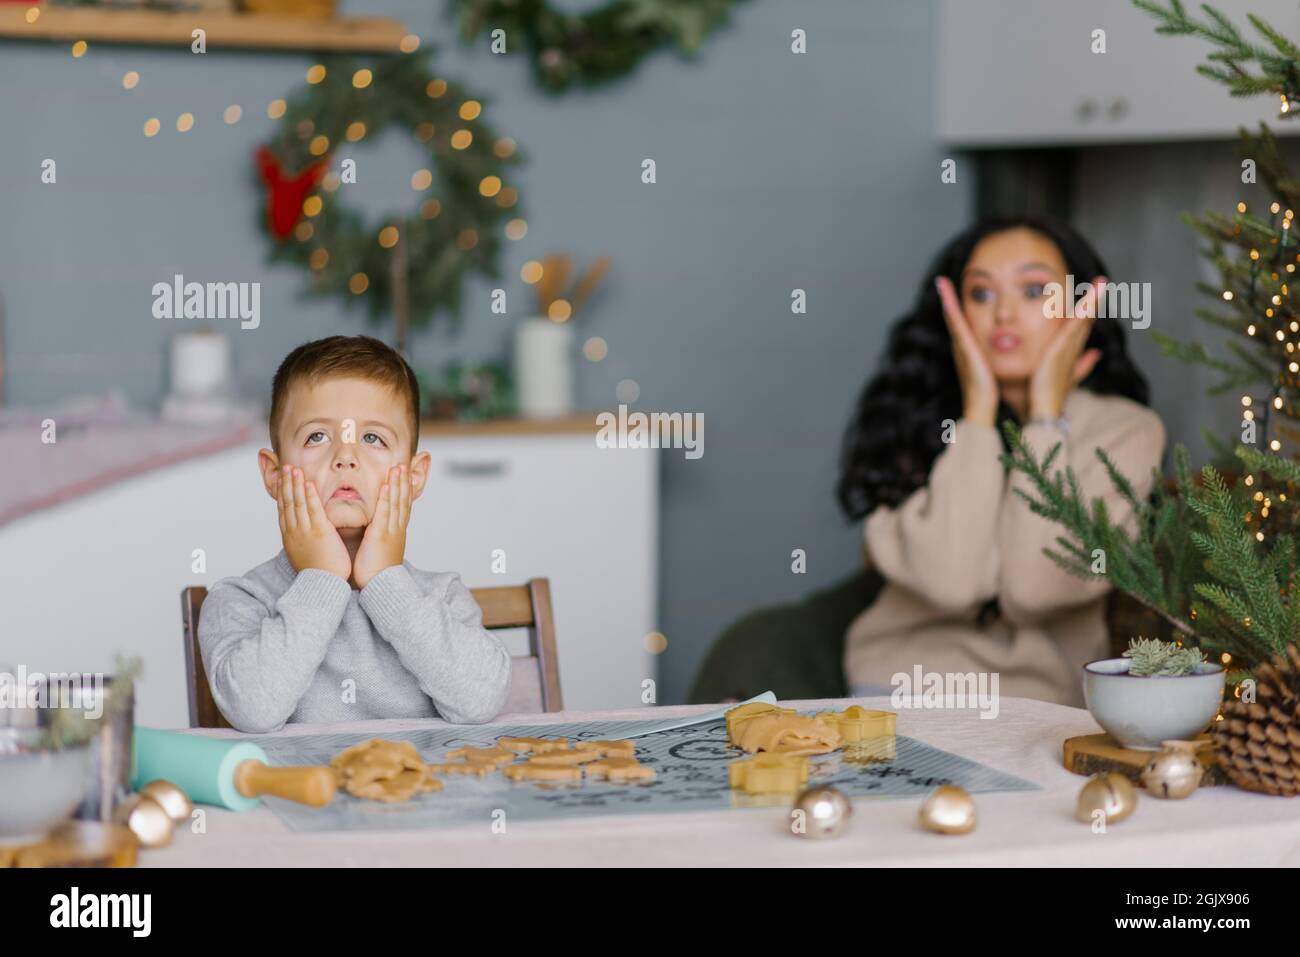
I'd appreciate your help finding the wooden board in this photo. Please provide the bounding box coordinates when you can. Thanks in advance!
[0,821,139,868]
[419,413,604,438]
[1063,733,1228,788]
[0,7,409,53]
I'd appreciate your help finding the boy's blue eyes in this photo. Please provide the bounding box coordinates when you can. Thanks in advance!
[304,431,387,447]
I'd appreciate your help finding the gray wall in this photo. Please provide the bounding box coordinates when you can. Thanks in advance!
[2,0,969,705]
[4,0,1274,704]
[1075,138,1300,466]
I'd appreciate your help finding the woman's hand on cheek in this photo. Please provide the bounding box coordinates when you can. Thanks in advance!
[1029,277,1104,420]
[351,464,412,590]
[935,276,998,427]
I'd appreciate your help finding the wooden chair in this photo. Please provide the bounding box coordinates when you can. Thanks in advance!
[181,578,562,730]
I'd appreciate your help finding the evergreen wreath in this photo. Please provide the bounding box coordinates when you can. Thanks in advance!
[257,49,526,333]
[451,0,753,92]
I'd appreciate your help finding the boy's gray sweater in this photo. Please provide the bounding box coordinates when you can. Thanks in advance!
[198,550,512,733]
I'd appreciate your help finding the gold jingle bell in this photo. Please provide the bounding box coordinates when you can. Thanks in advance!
[918,784,976,834]
[113,794,174,848]
[139,779,193,823]
[1075,772,1138,825]
[790,785,851,838]
[1139,740,1204,800]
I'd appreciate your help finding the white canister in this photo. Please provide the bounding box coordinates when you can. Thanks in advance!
[169,330,231,398]
[513,316,574,418]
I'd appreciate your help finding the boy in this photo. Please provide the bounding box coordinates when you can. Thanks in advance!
[198,335,511,733]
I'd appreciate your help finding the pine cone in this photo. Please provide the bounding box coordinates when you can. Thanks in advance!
[1211,643,1300,796]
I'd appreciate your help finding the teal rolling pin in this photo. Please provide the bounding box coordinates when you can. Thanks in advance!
[132,727,336,811]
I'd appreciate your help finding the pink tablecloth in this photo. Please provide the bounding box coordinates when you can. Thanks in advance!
[143,695,1300,867]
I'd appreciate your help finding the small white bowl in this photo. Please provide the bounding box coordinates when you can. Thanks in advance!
[0,729,92,846]
[1083,657,1225,751]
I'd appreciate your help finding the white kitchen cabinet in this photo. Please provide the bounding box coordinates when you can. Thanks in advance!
[937,0,1300,147]
[412,429,659,714]
[0,422,659,726]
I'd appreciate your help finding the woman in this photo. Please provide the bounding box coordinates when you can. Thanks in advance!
[837,214,1164,708]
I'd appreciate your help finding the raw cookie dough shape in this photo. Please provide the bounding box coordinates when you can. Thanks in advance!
[330,739,441,802]
[724,702,796,741]
[330,738,425,785]
[445,746,516,768]
[574,739,637,758]
[503,762,583,783]
[729,753,809,794]
[816,706,896,743]
[348,768,443,802]
[585,757,656,782]
[497,736,570,754]
[733,714,841,755]
[527,749,604,767]
[427,761,497,778]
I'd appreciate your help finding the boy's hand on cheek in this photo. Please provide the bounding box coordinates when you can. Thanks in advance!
[275,465,353,582]
[352,464,412,590]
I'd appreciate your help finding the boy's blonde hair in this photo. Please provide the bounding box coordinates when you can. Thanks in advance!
[269,335,420,456]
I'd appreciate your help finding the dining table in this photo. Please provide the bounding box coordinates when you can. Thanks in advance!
[139,694,1300,867]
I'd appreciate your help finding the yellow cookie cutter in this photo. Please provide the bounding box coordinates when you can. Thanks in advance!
[816,706,896,743]
[729,753,810,794]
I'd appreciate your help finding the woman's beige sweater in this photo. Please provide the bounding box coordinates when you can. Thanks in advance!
[843,387,1166,708]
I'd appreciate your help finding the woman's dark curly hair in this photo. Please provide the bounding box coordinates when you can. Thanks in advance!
[836,214,1151,522]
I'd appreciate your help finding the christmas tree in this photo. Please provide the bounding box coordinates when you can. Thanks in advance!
[1136,0,1300,543]
[1001,2,1300,675]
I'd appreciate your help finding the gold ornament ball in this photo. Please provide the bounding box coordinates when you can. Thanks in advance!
[1139,740,1204,800]
[139,779,193,823]
[1075,772,1138,825]
[113,794,175,848]
[791,785,851,839]
[918,785,976,834]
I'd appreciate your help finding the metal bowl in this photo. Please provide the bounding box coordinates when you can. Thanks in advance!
[0,728,92,846]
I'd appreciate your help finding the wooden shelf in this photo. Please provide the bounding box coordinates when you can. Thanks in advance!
[419,414,603,439]
[0,5,410,53]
